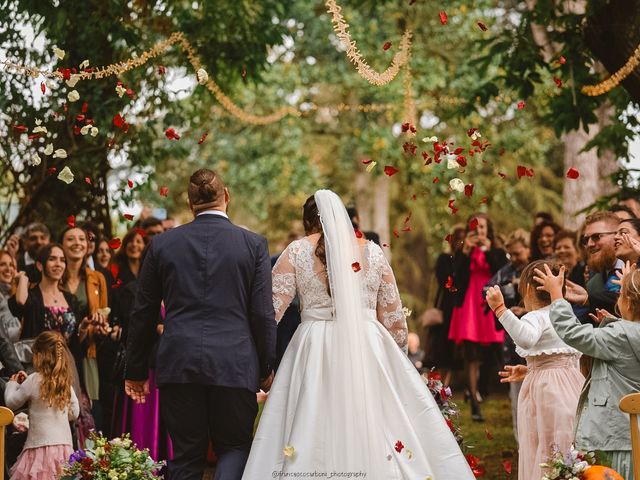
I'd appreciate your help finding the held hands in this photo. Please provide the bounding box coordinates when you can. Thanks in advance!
[260,371,274,392]
[533,264,565,301]
[498,365,528,383]
[125,379,150,404]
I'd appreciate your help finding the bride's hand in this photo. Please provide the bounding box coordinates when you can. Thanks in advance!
[260,371,274,391]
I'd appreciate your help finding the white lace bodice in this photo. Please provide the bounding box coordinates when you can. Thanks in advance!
[272,235,408,351]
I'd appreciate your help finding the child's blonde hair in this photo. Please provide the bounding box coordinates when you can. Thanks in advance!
[620,268,640,320]
[32,331,73,411]
[520,259,565,305]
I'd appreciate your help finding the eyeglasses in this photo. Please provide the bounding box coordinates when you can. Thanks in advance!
[580,231,616,246]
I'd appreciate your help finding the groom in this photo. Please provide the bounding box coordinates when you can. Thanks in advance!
[125,168,277,480]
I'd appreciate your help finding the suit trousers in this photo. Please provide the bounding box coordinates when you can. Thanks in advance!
[160,384,258,480]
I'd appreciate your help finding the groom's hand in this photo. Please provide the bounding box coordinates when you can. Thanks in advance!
[260,371,274,391]
[125,379,150,404]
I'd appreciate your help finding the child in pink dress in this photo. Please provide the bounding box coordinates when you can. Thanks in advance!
[486,260,584,480]
[5,331,79,480]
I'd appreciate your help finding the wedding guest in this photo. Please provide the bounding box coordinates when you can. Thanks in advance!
[60,226,109,432]
[424,226,466,386]
[487,260,583,480]
[162,217,176,230]
[618,190,640,218]
[554,230,589,323]
[614,219,640,264]
[141,217,164,242]
[114,229,146,285]
[610,204,637,221]
[536,261,640,480]
[5,331,79,480]
[80,221,101,271]
[449,214,507,421]
[17,223,50,284]
[3,234,20,263]
[530,220,561,261]
[483,228,530,440]
[0,251,22,344]
[95,240,114,271]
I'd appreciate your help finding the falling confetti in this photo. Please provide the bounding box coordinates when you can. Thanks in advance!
[566,167,580,179]
[439,11,448,25]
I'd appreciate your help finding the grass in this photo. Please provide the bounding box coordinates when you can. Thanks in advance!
[455,392,519,478]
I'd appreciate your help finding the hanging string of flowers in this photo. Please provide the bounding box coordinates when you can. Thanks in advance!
[581,42,640,96]
[324,0,412,87]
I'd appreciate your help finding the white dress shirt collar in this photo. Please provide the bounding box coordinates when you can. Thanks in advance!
[197,209,229,219]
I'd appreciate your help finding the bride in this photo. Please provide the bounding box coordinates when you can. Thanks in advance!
[242,190,474,479]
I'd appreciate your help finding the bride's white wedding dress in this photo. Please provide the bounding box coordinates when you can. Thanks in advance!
[242,191,474,480]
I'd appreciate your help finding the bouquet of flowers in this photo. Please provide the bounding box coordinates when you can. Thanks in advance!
[59,433,165,480]
[422,370,463,446]
[540,444,596,480]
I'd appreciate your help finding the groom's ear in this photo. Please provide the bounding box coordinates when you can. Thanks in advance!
[224,187,230,206]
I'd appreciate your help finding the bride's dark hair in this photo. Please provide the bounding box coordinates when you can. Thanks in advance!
[302,195,327,270]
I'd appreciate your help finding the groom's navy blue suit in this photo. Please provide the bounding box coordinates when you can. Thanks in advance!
[126,212,277,480]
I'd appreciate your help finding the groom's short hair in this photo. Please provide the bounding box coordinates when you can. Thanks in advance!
[188,168,225,212]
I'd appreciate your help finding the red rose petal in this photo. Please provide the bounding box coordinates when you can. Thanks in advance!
[159,186,169,197]
[66,215,75,228]
[351,262,361,272]
[111,278,122,289]
[82,102,89,114]
[13,125,27,134]
[469,218,479,230]
[113,113,125,128]
[445,275,454,290]
[46,167,57,176]
[127,179,134,189]
[198,132,209,145]
[485,428,493,440]
[393,230,400,238]
[558,55,566,65]
[477,21,488,31]
[158,65,166,75]
[165,127,180,140]
[553,76,562,88]
[123,213,134,221]
[361,158,373,165]
[517,101,526,109]
[464,184,474,197]
[566,167,580,179]
[110,263,119,279]
[439,11,448,25]
[85,177,91,184]
[383,41,392,51]
[517,165,535,179]
[394,440,404,453]
[108,238,122,250]
[448,199,458,215]
[384,165,399,176]
[502,459,512,474]
[355,229,363,238]
[40,82,46,94]
[433,177,440,183]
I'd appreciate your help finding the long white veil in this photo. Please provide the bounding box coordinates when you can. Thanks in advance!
[315,190,389,475]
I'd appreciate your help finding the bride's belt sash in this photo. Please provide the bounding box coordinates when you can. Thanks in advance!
[300,307,377,322]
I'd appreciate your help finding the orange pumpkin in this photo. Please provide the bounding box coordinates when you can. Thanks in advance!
[582,465,624,480]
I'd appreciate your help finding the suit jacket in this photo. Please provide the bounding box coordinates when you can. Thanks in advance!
[125,214,277,392]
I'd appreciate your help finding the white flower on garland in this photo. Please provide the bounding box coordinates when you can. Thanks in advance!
[57,166,74,184]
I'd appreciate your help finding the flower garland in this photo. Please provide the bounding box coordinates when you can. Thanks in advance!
[325,0,412,87]
[581,42,640,96]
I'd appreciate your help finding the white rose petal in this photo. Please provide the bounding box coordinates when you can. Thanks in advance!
[115,85,126,97]
[80,125,91,135]
[196,68,208,85]
[366,160,377,173]
[90,127,99,137]
[282,445,295,457]
[66,74,80,88]
[422,136,438,143]
[447,157,460,170]
[30,153,41,166]
[67,90,80,102]
[33,125,47,134]
[53,148,67,159]
[79,59,89,69]
[449,178,465,192]
[44,144,53,155]
[57,166,74,184]
[53,47,65,60]
[45,80,56,90]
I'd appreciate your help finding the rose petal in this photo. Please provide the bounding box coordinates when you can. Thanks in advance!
[439,11,448,25]
[108,238,122,250]
[567,167,580,179]
[40,82,46,94]
[127,179,134,189]
[66,215,75,228]
[198,132,208,145]
[66,75,80,88]
[558,55,566,65]
[53,148,67,159]
[29,153,41,166]
[159,186,169,197]
[517,101,526,109]
[123,214,134,221]
[57,166,74,184]
[282,445,295,457]
[53,47,65,60]
[351,262,361,272]
[394,440,404,453]
[383,41,392,51]
[447,157,460,170]
[196,68,209,85]
[384,165,399,176]
[553,76,562,88]
[464,184,474,196]
[85,177,91,184]
[366,161,377,173]
[477,21,488,31]
[502,460,512,474]
[449,178,465,192]
[113,113,125,128]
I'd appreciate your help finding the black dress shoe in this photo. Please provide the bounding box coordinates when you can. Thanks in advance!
[471,399,485,422]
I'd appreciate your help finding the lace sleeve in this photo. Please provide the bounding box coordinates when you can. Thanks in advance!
[272,244,297,323]
[376,251,408,353]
